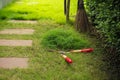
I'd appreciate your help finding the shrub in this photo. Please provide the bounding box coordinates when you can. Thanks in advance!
[86,0,120,79]
[41,28,90,50]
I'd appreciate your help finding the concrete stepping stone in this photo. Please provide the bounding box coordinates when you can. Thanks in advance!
[8,20,37,24]
[0,58,28,69]
[0,40,32,46]
[27,2,39,5]
[0,29,34,35]
[16,1,24,4]
[16,1,39,5]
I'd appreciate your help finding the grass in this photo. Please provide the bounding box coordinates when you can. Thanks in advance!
[0,0,77,23]
[0,20,108,80]
[0,0,108,80]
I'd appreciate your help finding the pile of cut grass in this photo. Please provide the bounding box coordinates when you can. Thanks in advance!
[41,28,91,50]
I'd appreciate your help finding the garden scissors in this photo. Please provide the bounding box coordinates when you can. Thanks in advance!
[48,48,93,64]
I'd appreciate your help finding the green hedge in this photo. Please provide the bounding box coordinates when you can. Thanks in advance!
[86,0,120,79]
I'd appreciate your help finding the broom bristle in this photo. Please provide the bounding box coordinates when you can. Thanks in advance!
[75,0,91,33]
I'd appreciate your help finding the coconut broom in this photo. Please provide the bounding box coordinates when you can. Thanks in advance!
[75,0,91,33]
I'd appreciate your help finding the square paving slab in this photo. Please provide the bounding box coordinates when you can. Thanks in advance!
[8,20,37,24]
[0,40,32,46]
[0,58,28,69]
[0,29,34,35]
[27,2,39,5]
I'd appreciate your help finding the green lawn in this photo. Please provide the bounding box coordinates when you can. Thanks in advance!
[0,0,77,23]
[0,0,108,80]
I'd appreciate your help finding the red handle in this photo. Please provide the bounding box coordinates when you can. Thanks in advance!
[80,48,93,53]
[61,54,72,64]
[65,57,72,64]
[70,48,94,53]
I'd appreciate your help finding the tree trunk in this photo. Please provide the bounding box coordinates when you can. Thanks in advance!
[64,0,66,15]
[66,0,70,22]
[75,0,91,33]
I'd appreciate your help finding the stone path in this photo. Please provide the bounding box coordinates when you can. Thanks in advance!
[16,1,39,5]
[0,20,36,69]
[0,58,28,69]
[27,2,39,5]
[0,40,32,46]
[8,20,37,24]
[0,29,34,35]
